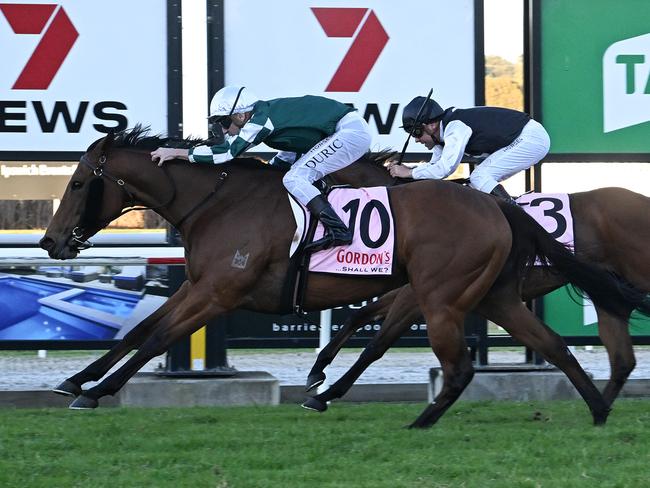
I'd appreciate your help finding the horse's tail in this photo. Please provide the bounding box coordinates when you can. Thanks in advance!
[498,201,650,319]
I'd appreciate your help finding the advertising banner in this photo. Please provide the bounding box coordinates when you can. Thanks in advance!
[0,264,167,342]
[0,0,178,158]
[225,303,429,349]
[539,0,650,154]
[220,0,481,151]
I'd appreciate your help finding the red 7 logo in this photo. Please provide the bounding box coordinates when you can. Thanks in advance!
[0,3,78,90]
[312,7,389,92]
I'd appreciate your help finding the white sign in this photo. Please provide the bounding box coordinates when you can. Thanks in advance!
[603,32,650,132]
[0,0,169,153]
[223,0,477,151]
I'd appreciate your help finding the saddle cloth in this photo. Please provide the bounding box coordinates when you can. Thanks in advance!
[289,187,395,276]
[515,192,574,250]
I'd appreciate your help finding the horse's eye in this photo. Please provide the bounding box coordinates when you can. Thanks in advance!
[71,181,83,190]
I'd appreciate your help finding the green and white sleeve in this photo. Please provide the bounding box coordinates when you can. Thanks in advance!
[188,116,274,164]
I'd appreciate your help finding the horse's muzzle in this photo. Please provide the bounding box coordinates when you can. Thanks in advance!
[39,235,55,252]
[39,235,81,260]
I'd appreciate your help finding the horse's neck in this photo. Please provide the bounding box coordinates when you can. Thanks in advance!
[164,162,286,232]
[108,152,225,232]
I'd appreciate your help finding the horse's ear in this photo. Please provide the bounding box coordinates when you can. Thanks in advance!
[97,130,115,153]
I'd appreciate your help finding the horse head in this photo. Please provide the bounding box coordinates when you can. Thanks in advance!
[39,125,271,260]
[39,129,147,259]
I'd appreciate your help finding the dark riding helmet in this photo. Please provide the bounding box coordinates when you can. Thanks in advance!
[401,96,445,132]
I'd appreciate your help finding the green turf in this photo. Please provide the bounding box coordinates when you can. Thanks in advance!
[1,400,649,487]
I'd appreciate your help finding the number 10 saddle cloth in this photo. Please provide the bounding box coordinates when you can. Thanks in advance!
[289,187,395,276]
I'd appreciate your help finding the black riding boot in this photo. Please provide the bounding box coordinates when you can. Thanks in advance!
[304,194,352,252]
[490,184,517,205]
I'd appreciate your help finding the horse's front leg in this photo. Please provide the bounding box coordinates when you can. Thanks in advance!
[68,281,226,409]
[305,289,400,391]
[53,281,191,398]
[303,286,419,410]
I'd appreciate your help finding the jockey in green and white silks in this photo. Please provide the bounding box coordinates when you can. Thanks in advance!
[152,86,372,252]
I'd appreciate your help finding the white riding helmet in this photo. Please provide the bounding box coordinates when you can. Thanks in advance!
[208,86,259,118]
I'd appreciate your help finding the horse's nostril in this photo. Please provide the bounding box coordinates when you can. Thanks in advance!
[39,236,55,251]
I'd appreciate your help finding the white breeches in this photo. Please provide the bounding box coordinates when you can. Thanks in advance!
[469,119,551,193]
[282,112,372,205]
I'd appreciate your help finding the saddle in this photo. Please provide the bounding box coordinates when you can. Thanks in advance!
[282,182,395,315]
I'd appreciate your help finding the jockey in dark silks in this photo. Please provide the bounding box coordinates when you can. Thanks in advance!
[151,86,372,252]
[390,96,551,204]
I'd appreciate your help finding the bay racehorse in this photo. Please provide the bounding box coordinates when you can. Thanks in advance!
[40,128,643,427]
[306,163,650,411]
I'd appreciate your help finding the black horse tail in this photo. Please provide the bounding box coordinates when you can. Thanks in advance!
[498,201,650,319]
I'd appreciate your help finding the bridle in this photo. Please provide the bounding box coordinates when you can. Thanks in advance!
[70,151,228,249]
[71,152,177,249]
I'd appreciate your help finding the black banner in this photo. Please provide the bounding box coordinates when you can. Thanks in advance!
[225,300,429,348]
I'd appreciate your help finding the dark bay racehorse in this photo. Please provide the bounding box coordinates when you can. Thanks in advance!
[308,163,650,410]
[39,128,643,427]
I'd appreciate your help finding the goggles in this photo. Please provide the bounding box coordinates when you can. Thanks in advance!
[405,125,424,138]
[209,115,234,130]
[208,86,246,135]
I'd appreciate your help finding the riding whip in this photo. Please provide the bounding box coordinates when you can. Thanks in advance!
[395,88,433,166]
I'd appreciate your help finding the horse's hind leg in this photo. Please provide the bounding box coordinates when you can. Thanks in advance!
[305,288,401,391]
[53,281,190,398]
[408,307,473,429]
[303,287,421,411]
[69,282,223,409]
[478,288,610,425]
[596,304,635,407]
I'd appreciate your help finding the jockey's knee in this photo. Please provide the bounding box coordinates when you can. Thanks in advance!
[282,171,319,206]
[282,171,298,190]
[469,170,497,193]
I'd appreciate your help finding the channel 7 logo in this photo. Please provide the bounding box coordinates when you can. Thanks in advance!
[0,3,78,90]
[603,32,650,132]
[312,7,389,92]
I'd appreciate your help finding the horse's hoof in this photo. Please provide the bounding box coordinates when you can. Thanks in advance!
[592,406,610,426]
[593,416,608,426]
[69,395,98,410]
[301,397,328,412]
[593,412,609,426]
[52,380,82,398]
[305,372,326,392]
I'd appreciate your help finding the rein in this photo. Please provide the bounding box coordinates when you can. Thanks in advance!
[175,170,229,229]
[73,153,227,249]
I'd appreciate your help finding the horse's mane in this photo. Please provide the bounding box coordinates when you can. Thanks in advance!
[360,149,397,168]
[88,124,209,152]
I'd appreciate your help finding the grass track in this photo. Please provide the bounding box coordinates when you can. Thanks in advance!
[1,400,649,487]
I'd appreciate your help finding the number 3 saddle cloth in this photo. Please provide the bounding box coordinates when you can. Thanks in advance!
[515,193,574,252]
